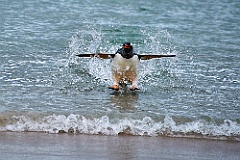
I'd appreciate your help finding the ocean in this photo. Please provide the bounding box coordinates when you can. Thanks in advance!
[1,0,239,144]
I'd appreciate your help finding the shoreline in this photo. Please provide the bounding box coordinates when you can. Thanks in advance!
[1,132,239,160]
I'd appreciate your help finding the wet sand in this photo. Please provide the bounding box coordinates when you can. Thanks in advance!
[0,132,239,160]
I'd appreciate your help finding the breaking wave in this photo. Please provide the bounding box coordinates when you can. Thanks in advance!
[0,112,239,141]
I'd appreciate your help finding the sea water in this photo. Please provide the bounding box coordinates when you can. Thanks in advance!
[0,0,239,141]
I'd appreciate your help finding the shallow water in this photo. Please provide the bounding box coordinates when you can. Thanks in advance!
[0,0,239,141]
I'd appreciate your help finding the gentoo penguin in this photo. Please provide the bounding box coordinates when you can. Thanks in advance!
[109,42,139,91]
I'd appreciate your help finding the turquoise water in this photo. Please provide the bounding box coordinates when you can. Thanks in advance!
[0,0,239,140]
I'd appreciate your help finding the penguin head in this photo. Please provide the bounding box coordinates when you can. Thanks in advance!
[122,42,133,53]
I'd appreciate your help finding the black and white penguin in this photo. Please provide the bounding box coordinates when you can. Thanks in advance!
[109,42,140,91]
[76,43,176,91]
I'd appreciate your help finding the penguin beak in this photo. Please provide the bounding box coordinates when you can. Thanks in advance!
[123,45,131,53]
[123,45,131,49]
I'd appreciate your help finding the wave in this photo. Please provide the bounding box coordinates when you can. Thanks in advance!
[0,112,239,141]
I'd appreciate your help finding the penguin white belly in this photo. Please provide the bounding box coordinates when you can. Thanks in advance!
[111,54,139,85]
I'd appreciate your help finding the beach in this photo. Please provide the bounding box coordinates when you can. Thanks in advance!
[1,0,239,159]
[1,132,239,160]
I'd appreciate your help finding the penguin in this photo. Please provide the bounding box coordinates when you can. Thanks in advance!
[76,42,176,91]
[109,42,139,91]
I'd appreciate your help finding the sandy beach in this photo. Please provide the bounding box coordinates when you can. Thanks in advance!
[0,132,239,160]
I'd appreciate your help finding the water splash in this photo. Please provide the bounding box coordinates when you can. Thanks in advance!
[66,27,178,90]
[67,28,103,65]
[88,58,112,86]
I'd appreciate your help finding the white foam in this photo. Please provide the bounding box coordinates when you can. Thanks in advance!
[1,114,239,141]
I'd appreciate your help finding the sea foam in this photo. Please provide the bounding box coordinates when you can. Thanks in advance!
[1,113,239,141]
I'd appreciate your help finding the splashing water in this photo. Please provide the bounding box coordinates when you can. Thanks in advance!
[66,27,178,90]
